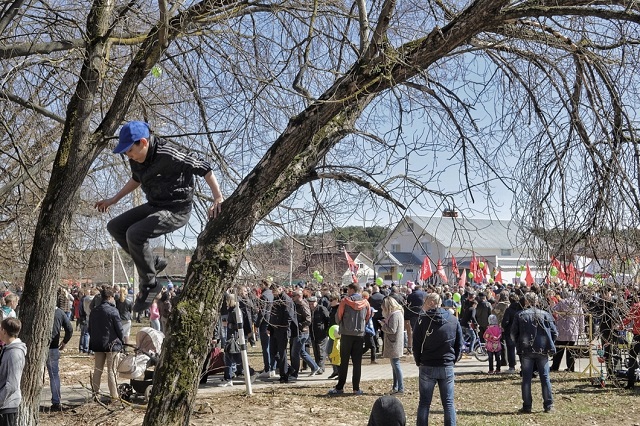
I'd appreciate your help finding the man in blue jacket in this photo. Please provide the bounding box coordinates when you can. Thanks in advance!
[95,121,224,312]
[413,292,463,426]
[511,292,558,414]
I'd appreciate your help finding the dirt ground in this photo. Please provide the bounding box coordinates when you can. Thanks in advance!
[37,323,640,426]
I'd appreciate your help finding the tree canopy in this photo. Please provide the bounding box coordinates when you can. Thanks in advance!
[3,0,640,424]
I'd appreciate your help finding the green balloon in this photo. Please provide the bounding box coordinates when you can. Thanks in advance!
[550,266,558,277]
[375,277,383,286]
[468,272,474,279]
[452,292,461,303]
[520,265,526,271]
[317,275,323,283]
[478,261,485,269]
[516,271,522,277]
[397,272,404,281]
[151,65,162,78]
[329,325,339,340]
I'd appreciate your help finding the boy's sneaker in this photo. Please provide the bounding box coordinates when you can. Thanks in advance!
[133,281,162,312]
[154,256,168,274]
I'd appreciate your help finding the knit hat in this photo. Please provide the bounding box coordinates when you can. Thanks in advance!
[367,396,406,426]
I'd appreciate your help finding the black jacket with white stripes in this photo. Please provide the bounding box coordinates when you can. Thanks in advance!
[129,135,212,210]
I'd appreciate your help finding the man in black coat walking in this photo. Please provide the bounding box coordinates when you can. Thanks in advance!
[89,287,124,402]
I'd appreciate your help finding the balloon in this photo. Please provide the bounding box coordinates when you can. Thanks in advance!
[317,275,323,283]
[468,272,474,279]
[478,261,485,269]
[452,292,461,303]
[397,272,403,281]
[151,65,162,78]
[328,325,340,340]
[375,277,383,286]
[488,278,494,284]
[520,265,526,271]
[515,271,522,277]
[550,266,558,277]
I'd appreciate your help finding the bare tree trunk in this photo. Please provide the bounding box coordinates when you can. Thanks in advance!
[17,0,116,423]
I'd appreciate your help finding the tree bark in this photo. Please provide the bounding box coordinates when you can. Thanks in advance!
[17,0,116,423]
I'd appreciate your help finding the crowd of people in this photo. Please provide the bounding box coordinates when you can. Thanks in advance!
[0,273,639,425]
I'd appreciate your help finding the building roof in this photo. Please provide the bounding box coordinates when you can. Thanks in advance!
[379,251,423,266]
[410,216,520,250]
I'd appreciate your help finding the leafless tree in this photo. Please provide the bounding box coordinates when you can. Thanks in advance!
[3,0,640,425]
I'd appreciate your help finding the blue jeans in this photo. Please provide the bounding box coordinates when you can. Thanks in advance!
[391,357,404,392]
[520,353,553,410]
[290,332,318,377]
[79,323,90,352]
[223,351,243,380]
[462,327,476,351]
[417,365,456,426]
[46,348,61,404]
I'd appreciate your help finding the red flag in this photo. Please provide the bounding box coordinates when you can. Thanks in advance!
[458,268,467,288]
[436,259,448,283]
[525,262,535,287]
[551,257,566,280]
[450,255,459,278]
[566,262,579,288]
[344,248,359,283]
[474,267,484,283]
[420,256,433,281]
[483,259,490,277]
[494,269,503,283]
[470,253,478,274]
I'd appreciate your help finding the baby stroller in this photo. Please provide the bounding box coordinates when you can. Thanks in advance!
[117,327,164,402]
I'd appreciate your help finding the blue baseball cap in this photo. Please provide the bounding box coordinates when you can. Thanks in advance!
[113,121,150,154]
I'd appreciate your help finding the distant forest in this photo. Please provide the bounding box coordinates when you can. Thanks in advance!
[247,225,389,261]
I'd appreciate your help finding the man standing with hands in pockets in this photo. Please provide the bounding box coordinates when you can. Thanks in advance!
[95,121,224,312]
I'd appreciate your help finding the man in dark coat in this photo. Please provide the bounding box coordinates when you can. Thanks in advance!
[413,292,463,426]
[89,287,124,401]
[511,292,557,414]
[47,306,73,411]
[257,279,275,378]
[267,285,297,383]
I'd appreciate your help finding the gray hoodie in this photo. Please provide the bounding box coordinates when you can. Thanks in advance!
[0,338,27,412]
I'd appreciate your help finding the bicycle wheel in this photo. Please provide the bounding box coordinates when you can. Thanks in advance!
[474,344,488,362]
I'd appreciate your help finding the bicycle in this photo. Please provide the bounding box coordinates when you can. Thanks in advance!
[460,324,488,362]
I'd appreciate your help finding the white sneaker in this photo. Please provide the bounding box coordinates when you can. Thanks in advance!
[259,370,277,379]
[221,380,234,387]
[309,368,321,377]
